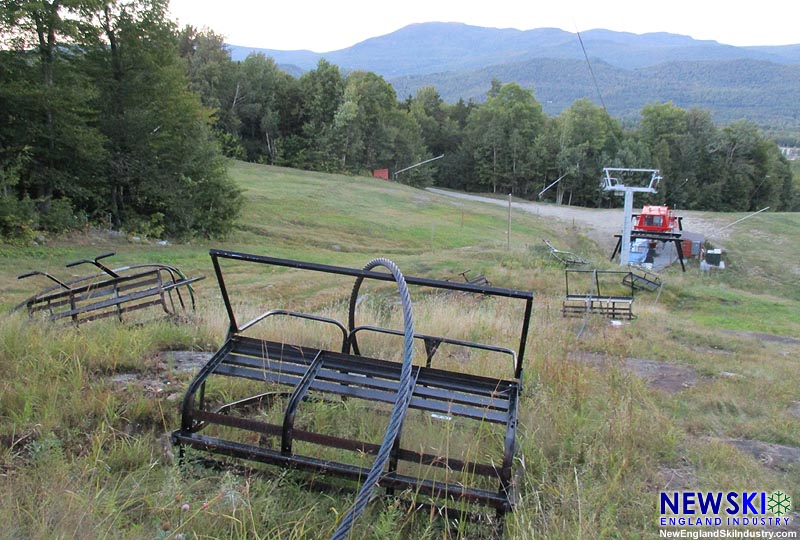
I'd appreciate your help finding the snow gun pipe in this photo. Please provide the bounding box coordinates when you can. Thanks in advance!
[538,173,567,199]
[393,154,444,178]
[707,207,769,238]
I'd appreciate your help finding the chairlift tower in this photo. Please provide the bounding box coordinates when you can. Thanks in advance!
[601,168,661,266]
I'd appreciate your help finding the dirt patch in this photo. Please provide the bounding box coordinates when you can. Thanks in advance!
[108,350,213,400]
[718,437,800,471]
[624,358,702,393]
[159,350,214,370]
[657,464,699,491]
[722,330,800,346]
[568,352,702,393]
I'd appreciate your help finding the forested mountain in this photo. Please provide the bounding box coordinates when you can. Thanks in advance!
[229,22,800,135]
[389,58,800,129]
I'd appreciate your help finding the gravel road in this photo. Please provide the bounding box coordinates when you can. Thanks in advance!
[426,188,724,248]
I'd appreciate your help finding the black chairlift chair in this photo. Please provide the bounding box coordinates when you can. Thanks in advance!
[171,249,534,535]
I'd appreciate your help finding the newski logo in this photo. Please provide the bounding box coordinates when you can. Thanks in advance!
[659,491,792,528]
[662,492,767,515]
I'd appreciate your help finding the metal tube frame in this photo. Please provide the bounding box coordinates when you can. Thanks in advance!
[174,249,535,527]
[15,255,203,324]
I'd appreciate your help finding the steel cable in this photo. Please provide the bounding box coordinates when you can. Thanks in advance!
[331,258,416,540]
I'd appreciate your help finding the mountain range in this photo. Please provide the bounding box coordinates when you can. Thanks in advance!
[227,22,800,135]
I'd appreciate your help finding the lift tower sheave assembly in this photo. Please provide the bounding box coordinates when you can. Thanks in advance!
[601,168,661,266]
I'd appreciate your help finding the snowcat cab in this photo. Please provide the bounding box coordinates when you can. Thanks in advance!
[633,205,680,234]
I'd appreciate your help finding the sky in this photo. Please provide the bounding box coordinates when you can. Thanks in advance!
[167,0,798,52]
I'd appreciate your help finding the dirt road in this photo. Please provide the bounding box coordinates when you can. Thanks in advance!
[426,188,724,248]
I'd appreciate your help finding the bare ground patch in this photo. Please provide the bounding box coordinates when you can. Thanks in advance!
[721,330,800,346]
[568,352,703,393]
[108,350,213,400]
[717,438,800,471]
[656,463,699,491]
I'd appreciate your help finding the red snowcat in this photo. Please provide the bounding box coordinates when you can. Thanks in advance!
[633,205,680,233]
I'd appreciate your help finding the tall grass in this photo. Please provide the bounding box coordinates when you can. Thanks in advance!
[1,162,798,538]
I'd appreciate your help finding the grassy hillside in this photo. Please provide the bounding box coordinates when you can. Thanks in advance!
[0,161,798,539]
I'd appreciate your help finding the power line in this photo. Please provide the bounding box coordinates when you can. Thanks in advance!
[575,26,607,110]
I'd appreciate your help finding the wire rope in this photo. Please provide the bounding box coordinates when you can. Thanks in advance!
[331,258,416,540]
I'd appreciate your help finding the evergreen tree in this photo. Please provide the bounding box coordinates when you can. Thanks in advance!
[92,0,241,237]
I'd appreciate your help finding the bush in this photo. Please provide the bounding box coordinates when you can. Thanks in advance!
[38,198,87,233]
[0,194,36,241]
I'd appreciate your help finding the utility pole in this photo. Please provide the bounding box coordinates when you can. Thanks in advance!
[507,193,512,250]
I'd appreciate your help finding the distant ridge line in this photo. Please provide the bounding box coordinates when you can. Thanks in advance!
[226,22,800,131]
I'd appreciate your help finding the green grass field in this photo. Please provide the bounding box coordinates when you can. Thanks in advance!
[0,161,798,539]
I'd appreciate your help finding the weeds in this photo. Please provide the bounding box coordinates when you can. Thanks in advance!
[0,163,798,538]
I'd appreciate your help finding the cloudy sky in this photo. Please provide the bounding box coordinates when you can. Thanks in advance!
[168,0,798,52]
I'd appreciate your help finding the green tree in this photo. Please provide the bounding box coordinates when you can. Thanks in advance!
[0,0,240,238]
[93,0,240,237]
[297,59,345,171]
[638,102,697,207]
[530,117,566,201]
[672,109,718,209]
[332,100,362,171]
[0,149,36,239]
[410,86,448,154]
[777,163,798,211]
[408,86,462,184]
[716,121,782,211]
[437,98,476,189]
[177,25,243,157]
[465,82,545,194]
[235,53,285,163]
[636,102,791,211]
[333,71,398,173]
[0,0,107,221]
[386,109,432,186]
[555,98,620,206]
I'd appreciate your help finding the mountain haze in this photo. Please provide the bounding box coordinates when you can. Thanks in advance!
[227,22,800,133]
[391,57,800,126]
[228,22,800,72]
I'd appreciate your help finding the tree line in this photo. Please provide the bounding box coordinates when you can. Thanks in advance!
[1,2,797,242]
[181,28,796,212]
[0,0,241,240]
[390,57,800,147]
